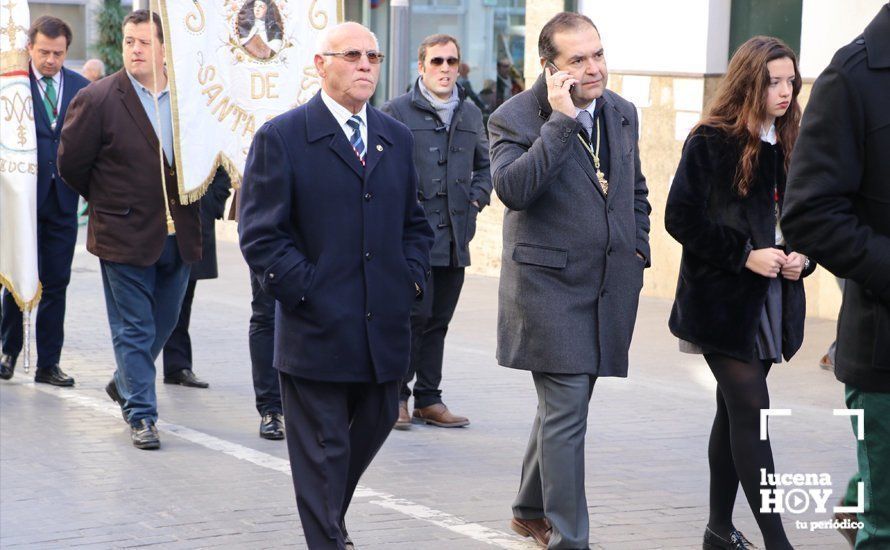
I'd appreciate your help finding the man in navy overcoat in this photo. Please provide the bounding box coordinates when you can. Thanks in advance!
[238,21,432,549]
[1,16,89,385]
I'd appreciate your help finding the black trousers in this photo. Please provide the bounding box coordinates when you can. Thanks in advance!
[250,272,281,415]
[1,184,77,370]
[161,279,197,376]
[401,266,465,408]
[280,373,398,550]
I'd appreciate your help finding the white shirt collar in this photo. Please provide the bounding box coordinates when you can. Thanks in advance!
[320,89,367,127]
[574,98,596,118]
[760,123,777,145]
[32,62,61,86]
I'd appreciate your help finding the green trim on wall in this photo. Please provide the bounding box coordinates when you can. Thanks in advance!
[729,0,803,57]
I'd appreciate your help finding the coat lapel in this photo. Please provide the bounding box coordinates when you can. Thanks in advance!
[363,107,393,180]
[305,92,364,179]
[571,136,605,199]
[56,67,78,135]
[116,70,162,156]
[602,96,625,200]
[28,69,52,133]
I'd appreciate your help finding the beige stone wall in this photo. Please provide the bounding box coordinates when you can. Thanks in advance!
[468,74,842,320]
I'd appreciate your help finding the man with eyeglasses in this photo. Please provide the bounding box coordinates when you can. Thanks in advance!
[238,21,432,549]
[488,12,650,547]
[381,34,491,431]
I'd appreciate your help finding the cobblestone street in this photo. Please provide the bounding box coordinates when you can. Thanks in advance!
[1,229,856,549]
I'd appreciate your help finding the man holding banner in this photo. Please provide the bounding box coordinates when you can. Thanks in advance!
[1,16,88,386]
[58,10,201,450]
[239,22,432,549]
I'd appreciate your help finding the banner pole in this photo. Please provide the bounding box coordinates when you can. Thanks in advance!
[22,309,30,374]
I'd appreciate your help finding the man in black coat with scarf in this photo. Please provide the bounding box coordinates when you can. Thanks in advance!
[783,4,890,547]
[381,33,492,429]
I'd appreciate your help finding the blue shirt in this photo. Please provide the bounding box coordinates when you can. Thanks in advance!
[126,71,174,162]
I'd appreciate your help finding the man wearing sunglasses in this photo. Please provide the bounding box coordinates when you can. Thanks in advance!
[382,34,492,431]
[238,21,432,550]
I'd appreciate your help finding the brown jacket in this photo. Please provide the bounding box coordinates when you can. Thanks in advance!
[58,69,201,266]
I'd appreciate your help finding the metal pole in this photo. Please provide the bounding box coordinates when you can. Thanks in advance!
[387,0,410,100]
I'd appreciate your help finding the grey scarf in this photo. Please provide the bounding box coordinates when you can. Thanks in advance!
[417,78,460,129]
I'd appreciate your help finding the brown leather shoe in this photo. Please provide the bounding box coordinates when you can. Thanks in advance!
[820,353,834,371]
[510,517,551,547]
[394,401,411,430]
[412,403,469,427]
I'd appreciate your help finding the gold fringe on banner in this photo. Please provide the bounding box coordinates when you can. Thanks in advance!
[0,273,42,312]
[179,152,243,205]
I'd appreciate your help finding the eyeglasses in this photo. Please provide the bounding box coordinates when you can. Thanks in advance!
[429,56,459,67]
[322,50,385,64]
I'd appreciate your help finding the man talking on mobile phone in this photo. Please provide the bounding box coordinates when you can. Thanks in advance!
[487,12,651,548]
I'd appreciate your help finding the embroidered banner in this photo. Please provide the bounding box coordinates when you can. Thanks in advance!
[159,0,342,203]
[0,0,41,311]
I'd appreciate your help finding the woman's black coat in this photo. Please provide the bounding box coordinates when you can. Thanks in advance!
[665,125,815,362]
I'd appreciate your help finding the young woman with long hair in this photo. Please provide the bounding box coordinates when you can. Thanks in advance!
[665,36,815,550]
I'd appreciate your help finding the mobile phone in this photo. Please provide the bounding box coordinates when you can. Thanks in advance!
[546,61,574,94]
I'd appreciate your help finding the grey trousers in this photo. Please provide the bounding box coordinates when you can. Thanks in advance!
[513,372,596,549]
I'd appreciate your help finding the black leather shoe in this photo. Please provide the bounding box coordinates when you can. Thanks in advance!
[163,369,209,388]
[34,364,74,387]
[259,413,285,440]
[105,379,128,421]
[703,526,759,549]
[0,354,16,380]
[130,419,160,450]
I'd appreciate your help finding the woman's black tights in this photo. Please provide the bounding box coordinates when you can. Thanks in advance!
[705,353,792,550]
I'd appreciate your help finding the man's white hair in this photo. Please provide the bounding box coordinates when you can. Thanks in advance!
[315,22,379,55]
[83,58,105,75]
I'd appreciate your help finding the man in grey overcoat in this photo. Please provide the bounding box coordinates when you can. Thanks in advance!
[488,12,650,548]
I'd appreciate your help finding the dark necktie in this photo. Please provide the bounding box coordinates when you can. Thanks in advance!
[347,115,365,165]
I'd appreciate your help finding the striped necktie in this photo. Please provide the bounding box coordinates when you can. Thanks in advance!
[346,115,365,165]
[42,76,58,125]
[576,109,593,143]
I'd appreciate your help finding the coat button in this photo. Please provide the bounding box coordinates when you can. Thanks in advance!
[365,252,372,261]
[170,199,176,207]
[366,312,372,320]
[364,193,372,201]
[600,289,607,297]
[608,205,615,212]
[607,247,613,255]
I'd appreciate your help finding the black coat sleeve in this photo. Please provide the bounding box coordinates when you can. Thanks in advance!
[783,66,890,302]
[238,122,316,309]
[665,132,751,273]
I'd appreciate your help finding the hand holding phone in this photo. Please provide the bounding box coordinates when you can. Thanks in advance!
[544,61,577,117]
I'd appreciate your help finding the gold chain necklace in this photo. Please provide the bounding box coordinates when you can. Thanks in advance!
[577,117,608,194]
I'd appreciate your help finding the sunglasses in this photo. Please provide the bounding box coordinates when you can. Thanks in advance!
[428,56,459,67]
[322,49,385,64]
